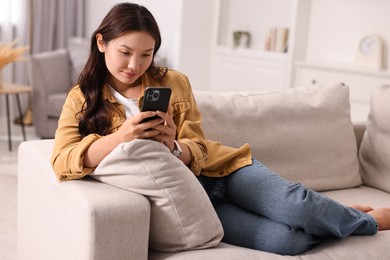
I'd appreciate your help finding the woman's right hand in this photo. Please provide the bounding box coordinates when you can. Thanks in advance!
[114,111,165,143]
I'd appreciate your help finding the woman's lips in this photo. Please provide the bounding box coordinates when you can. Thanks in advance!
[123,71,137,78]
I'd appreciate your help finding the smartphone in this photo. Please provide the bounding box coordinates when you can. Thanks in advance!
[140,87,172,123]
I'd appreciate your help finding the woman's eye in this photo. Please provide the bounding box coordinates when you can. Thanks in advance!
[118,49,131,56]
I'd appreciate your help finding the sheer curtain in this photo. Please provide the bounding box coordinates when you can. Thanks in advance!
[30,0,86,53]
[0,0,29,84]
[0,0,29,121]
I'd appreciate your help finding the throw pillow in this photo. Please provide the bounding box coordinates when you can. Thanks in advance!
[67,37,89,85]
[195,83,361,191]
[92,139,223,252]
[359,85,390,192]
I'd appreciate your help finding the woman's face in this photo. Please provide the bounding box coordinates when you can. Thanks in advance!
[97,31,155,89]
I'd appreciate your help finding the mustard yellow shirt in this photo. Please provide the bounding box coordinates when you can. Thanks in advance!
[51,69,252,181]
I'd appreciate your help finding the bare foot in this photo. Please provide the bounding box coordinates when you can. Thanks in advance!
[350,204,374,213]
[367,208,390,231]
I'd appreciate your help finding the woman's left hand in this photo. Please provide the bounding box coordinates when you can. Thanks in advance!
[149,106,177,151]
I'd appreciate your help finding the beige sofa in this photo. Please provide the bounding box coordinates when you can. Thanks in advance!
[18,83,390,259]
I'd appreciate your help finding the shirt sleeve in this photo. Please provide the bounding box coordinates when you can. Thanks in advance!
[50,88,102,181]
[170,73,208,175]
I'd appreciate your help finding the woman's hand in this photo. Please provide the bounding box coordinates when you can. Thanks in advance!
[114,106,176,151]
[115,110,166,142]
[117,106,192,165]
[147,106,177,151]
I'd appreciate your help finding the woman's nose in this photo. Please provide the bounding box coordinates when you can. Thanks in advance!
[127,56,141,70]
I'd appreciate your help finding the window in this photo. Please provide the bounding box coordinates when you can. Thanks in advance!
[0,0,22,25]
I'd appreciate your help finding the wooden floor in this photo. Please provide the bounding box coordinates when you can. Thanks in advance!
[0,123,39,260]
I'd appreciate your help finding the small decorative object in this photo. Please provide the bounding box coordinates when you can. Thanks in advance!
[355,34,385,70]
[233,31,251,48]
[0,39,29,88]
[264,27,289,53]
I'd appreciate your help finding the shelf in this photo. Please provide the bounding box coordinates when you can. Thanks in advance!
[216,0,294,53]
[209,0,310,91]
[215,46,288,62]
[295,61,390,78]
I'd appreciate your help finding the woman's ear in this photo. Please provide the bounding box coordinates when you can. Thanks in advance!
[96,33,105,53]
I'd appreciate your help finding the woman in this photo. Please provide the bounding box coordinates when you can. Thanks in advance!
[51,2,390,255]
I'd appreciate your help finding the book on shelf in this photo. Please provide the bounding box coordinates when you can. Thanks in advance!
[264,27,289,53]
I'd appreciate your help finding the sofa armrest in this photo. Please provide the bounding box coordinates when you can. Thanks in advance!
[17,140,151,260]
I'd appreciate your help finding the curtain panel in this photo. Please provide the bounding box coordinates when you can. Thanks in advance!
[31,0,86,53]
[0,0,29,84]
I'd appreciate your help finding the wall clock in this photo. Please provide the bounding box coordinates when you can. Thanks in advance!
[355,34,384,70]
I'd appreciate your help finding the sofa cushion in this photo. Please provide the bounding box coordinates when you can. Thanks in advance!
[359,85,390,193]
[47,93,67,117]
[30,49,71,95]
[92,139,223,252]
[150,231,390,260]
[323,185,390,209]
[67,37,89,85]
[195,83,361,191]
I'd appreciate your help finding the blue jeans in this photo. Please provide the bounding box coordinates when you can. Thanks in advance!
[198,158,378,255]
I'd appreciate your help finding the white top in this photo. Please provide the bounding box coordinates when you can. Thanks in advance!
[108,86,140,119]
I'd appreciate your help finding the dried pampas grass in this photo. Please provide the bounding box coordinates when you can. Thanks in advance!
[0,39,29,69]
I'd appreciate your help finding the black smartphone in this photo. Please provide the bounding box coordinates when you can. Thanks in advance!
[140,87,172,123]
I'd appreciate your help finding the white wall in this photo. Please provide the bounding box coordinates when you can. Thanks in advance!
[174,0,215,90]
[306,0,390,68]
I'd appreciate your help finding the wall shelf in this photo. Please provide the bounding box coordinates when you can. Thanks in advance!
[295,61,390,79]
[209,0,306,92]
[215,46,289,62]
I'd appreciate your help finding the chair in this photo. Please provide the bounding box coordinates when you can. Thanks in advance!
[29,38,89,138]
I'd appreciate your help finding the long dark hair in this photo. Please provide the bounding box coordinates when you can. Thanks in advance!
[77,2,166,137]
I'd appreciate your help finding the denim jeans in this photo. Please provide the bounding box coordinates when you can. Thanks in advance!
[198,158,378,255]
